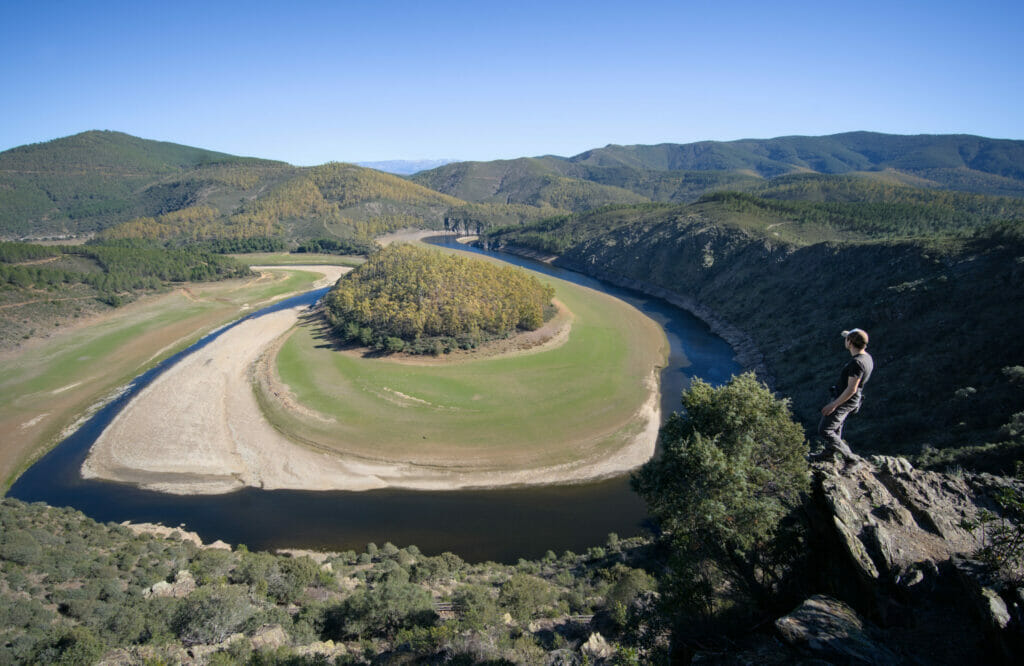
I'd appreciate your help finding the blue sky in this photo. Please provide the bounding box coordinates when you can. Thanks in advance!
[2,0,1021,164]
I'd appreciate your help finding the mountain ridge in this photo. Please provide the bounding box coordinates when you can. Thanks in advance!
[413,131,1024,204]
[4,130,1024,242]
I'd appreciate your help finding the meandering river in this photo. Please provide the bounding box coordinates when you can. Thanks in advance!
[9,238,739,562]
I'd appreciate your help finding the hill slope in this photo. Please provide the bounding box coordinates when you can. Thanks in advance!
[570,132,1024,190]
[485,198,1024,468]
[0,131,286,237]
[415,133,1024,206]
[0,132,464,241]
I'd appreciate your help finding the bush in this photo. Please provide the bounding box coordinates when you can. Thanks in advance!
[30,626,104,666]
[323,578,436,640]
[172,585,255,645]
[452,585,501,630]
[498,573,557,623]
[632,373,809,612]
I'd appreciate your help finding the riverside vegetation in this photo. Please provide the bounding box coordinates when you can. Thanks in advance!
[0,496,661,664]
[3,130,1024,662]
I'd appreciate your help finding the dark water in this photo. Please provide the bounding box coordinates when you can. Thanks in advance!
[9,239,739,563]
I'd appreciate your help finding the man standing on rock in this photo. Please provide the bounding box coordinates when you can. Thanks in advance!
[814,328,873,460]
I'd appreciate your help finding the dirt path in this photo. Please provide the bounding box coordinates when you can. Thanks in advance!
[82,262,662,495]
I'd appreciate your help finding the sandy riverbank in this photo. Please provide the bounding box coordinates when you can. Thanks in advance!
[81,263,662,495]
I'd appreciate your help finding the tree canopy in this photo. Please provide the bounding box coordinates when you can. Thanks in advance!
[631,373,809,612]
[322,244,555,354]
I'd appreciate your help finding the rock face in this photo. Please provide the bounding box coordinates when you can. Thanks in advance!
[800,454,1024,662]
[816,455,982,587]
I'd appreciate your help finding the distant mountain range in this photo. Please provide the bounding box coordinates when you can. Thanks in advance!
[411,132,1024,208]
[355,159,458,175]
[2,130,1023,240]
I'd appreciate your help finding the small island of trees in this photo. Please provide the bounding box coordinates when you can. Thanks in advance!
[323,244,556,355]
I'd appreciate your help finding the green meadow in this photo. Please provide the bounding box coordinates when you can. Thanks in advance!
[262,271,668,471]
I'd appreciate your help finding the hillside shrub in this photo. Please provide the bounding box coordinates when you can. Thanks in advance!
[498,573,558,623]
[632,373,809,615]
[172,585,255,645]
[323,578,435,640]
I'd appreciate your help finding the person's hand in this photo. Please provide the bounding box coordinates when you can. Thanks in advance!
[821,403,836,416]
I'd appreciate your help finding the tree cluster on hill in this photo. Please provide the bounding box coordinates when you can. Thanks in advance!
[93,163,461,248]
[323,244,555,354]
[699,189,1024,238]
[294,237,376,256]
[0,240,248,307]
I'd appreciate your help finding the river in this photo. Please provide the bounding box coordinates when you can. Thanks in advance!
[8,237,739,562]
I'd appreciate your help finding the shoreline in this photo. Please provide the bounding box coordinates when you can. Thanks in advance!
[491,244,771,385]
[81,262,664,495]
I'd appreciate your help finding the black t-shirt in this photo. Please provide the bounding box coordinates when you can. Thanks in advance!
[839,352,873,393]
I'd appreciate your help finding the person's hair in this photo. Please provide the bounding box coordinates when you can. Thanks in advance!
[846,330,868,350]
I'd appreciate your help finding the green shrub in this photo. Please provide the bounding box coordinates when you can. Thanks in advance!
[323,578,436,640]
[498,573,557,623]
[172,585,255,645]
[632,373,809,612]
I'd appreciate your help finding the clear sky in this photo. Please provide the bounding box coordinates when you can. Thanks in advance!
[2,0,1021,164]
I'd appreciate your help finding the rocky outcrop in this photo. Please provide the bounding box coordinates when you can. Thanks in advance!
[580,632,615,660]
[797,454,1024,662]
[144,569,196,599]
[815,455,982,587]
[121,521,232,550]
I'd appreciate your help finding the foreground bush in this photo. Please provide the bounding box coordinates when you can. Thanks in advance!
[632,373,809,615]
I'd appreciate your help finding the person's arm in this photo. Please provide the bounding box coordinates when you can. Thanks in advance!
[821,375,861,416]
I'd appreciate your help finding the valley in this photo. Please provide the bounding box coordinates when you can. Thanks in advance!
[2,129,1024,664]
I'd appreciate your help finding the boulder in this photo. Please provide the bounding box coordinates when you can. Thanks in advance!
[580,632,615,660]
[144,569,196,598]
[251,624,289,650]
[775,594,900,664]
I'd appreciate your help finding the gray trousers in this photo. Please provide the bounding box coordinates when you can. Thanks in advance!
[817,393,861,457]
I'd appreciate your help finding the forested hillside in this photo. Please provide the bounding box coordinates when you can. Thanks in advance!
[414,132,1024,208]
[0,131,285,237]
[566,132,1024,194]
[0,240,249,347]
[7,131,1024,249]
[0,497,659,664]
[0,132,462,244]
[485,197,1024,470]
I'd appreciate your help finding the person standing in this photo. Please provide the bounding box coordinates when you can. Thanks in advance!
[815,328,873,459]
